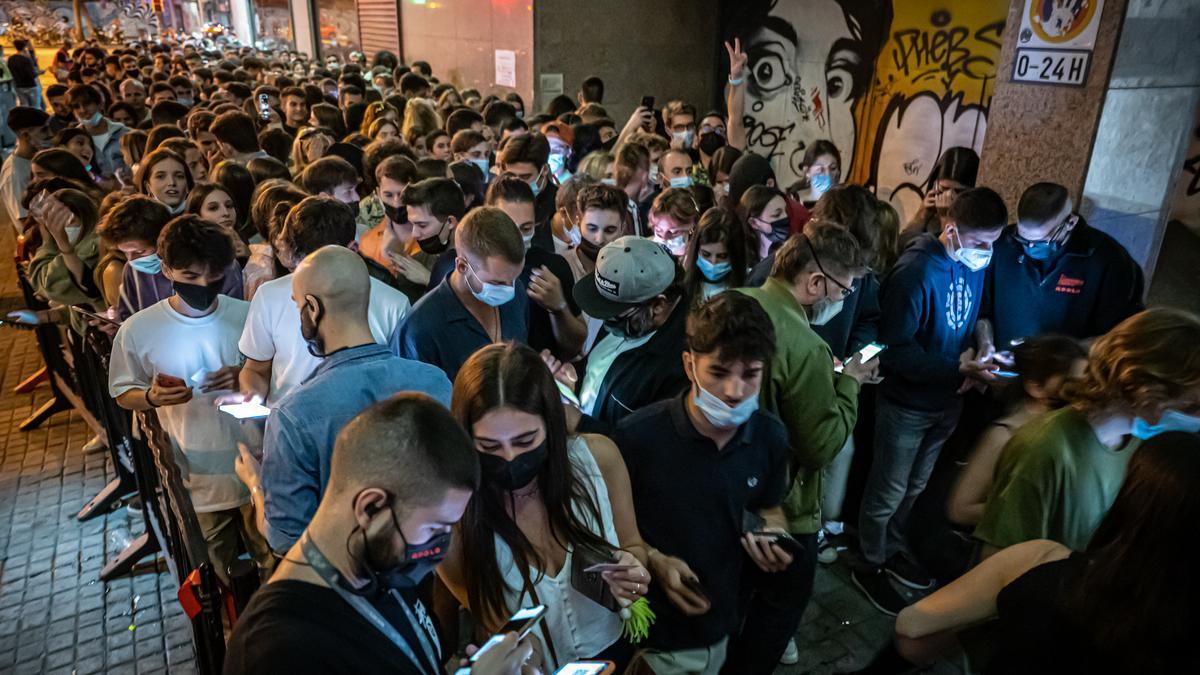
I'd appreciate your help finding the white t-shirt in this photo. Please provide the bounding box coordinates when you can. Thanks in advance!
[238,273,410,405]
[0,153,31,229]
[578,331,654,416]
[108,297,251,513]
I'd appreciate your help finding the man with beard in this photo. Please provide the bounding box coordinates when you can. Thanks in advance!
[226,394,538,675]
[257,245,450,553]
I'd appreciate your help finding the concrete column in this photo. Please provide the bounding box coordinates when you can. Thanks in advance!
[978,0,1200,277]
[291,0,318,57]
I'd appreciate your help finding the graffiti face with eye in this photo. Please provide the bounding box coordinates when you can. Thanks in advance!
[743,0,861,187]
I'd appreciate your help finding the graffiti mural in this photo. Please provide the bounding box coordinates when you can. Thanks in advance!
[1168,107,1200,235]
[722,0,1010,223]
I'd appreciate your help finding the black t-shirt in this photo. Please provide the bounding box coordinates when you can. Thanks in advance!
[522,246,581,358]
[224,580,443,675]
[613,394,790,650]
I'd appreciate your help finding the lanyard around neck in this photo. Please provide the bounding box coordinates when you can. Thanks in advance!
[299,533,440,674]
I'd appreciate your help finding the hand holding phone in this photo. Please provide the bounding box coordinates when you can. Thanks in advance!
[650,554,710,616]
[555,662,616,675]
[150,373,192,407]
[470,605,546,663]
[257,92,271,120]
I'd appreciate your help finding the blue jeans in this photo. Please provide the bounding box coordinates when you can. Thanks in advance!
[858,395,962,567]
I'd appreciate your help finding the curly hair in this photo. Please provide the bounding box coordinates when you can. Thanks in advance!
[1065,308,1200,418]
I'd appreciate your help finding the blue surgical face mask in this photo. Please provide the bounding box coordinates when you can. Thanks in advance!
[696,256,731,282]
[668,175,693,189]
[1131,409,1200,440]
[465,260,516,307]
[84,110,103,127]
[528,172,543,198]
[468,157,490,181]
[672,129,695,148]
[129,253,162,275]
[692,377,758,428]
[810,172,834,197]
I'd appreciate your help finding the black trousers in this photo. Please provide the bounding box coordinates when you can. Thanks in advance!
[721,533,818,675]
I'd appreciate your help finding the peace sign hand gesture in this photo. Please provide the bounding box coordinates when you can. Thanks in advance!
[725,38,748,82]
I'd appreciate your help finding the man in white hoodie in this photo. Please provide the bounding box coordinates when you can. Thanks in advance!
[67,84,129,179]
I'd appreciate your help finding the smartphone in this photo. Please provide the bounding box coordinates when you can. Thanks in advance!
[155,373,187,388]
[219,401,272,419]
[741,510,765,533]
[583,562,633,574]
[548,152,572,185]
[855,342,886,364]
[640,95,655,111]
[257,92,271,120]
[681,575,708,602]
[72,306,120,327]
[555,379,580,407]
[470,605,546,663]
[555,662,615,675]
[751,531,805,557]
[993,369,1019,378]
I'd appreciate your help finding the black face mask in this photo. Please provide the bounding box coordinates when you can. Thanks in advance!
[603,304,656,340]
[383,202,407,225]
[173,278,223,311]
[416,221,449,255]
[576,237,601,263]
[347,499,451,594]
[763,215,791,244]
[299,296,325,357]
[698,131,725,156]
[478,442,548,491]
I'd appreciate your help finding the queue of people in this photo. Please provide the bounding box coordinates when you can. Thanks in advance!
[2,35,1198,675]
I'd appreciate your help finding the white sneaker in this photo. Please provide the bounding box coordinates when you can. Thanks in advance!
[779,638,799,665]
[817,530,839,564]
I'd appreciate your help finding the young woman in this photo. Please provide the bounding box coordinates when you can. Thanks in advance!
[134,147,193,215]
[902,146,979,246]
[243,182,306,300]
[160,137,210,184]
[947,335,1087,527]
[738,184,789,263]
[119,130,148,184]
[426,129,451,161]
[790,140,841,207]
[291,126,336,175]
[401,98,441,148]
[648,188,700,258]
[55,128,100,181]
[367,117,400,144]
[439,344,651,672]
[186,182,248,259]
[31,149,98,193]
[682,207,747,304]
[26,186,104,313]
[707,145,742,207]
[895,431,1200,675]
[209,160,256,245]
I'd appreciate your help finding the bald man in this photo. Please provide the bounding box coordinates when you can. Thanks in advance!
[258,246,452,552]
[227,394,541,675]
[119,79,150,125]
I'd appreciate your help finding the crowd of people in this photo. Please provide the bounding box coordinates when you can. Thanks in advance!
[2,35,1198,675]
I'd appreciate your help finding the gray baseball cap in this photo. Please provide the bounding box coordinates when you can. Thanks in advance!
[573,235,677,320]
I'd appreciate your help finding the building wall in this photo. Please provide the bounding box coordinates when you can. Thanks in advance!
[400,0,534,107]
[535,0,719,127]
[720,0,1010,224]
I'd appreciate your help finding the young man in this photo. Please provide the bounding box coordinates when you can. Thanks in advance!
[225,394,536,675]
[856,188,1007,614]
[736,223,878,656]
[389,206,528,381]
[486,176,587,360]
[6,40,40,110]
[0,107,50,228]
[280,85,309,137]
[402,177,467,287]
[450,129,490,178]
[108,215,272,583]
[96,196,244,320]
[659,148,695,190]
[983,181,1145,350]
[497,133,555,244]
[210,110,269,163]
[662,100,698,151]
[298,156,360,210]
[238,196,410,406]
[569,236,689,434]
[257,246,451,552]
[615,292,793,675]
[68,84,129,178]
[44,84,75,134]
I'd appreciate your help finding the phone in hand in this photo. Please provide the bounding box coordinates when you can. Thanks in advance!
[742,510,765,533]
[555,662,616,675]
[257,92,271,120]
[993,369,1019,378]
[640,95,655,111]
[555,380,581,407]
[219,401,272,419]
[470,605,546,663]
[155,373,187,388]
[855,342,886,364]
[680,575,709,602]
[71,306,120,327]
[750,530,804,557]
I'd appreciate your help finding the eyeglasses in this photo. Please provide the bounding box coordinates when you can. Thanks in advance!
[803,235,854,299]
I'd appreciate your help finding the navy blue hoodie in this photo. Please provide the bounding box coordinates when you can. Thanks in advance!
[879,234,985,411]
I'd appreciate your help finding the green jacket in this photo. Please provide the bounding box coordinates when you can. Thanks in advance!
[27,228,104,312]
[738,278,861,533]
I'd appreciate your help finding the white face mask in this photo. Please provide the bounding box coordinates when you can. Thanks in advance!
[950,229,992,272]
[521,231,534,251]
[654,234,687,258]
[691,369,759,429]
[64,225,82,244]
[809,295,844,325]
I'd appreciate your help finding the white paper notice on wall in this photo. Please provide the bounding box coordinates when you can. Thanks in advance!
[495,49,516,88]
[1013,0,1105,87]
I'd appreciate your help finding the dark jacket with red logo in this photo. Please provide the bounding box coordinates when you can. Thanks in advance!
[984,222,1144,348]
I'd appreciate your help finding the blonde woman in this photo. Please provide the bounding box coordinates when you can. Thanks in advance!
[289,127,336,177]
[402,98,441,149]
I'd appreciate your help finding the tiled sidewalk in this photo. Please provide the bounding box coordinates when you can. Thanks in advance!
[0,224,197,675]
